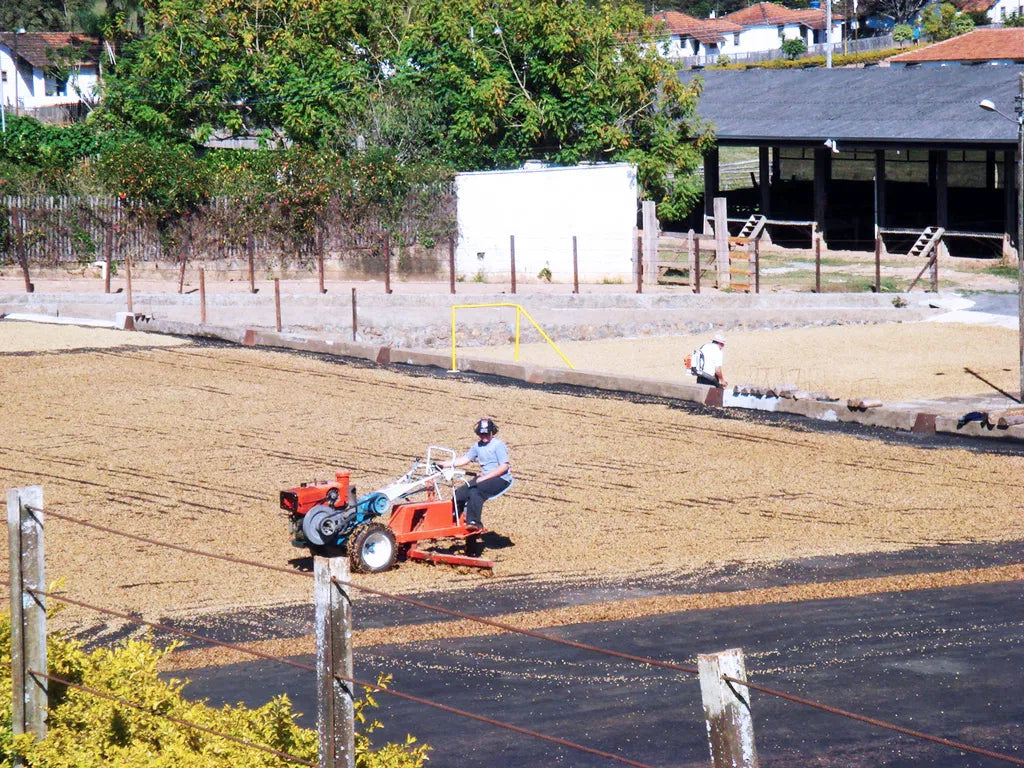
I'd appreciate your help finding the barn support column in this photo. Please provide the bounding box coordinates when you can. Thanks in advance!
[759,145,771,217]
[930,150,948,229]
[1004,150,1017,247]
[814,147,831,246]
[704,148,720,235]
[874,150,887,231]
[986,150,996,189]
[771,146,781,184]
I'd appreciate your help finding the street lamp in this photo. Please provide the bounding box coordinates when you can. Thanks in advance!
[980,72,1024,402]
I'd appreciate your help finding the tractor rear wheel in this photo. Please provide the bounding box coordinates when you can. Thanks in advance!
[349,522,397,574]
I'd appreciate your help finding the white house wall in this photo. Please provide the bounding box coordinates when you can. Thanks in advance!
[455,163,638,283]
[0,45,98,110]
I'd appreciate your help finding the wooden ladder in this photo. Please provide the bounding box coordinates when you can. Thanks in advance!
[908,226,944,259]
[726,215,765,293]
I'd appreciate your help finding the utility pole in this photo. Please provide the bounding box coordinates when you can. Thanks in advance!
[826,0,833,68]
[1016,72,1023,401]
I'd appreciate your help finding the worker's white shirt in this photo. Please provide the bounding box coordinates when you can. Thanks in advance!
[698,342,723,377]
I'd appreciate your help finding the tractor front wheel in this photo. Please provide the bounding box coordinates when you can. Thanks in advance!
[349,522,397,574]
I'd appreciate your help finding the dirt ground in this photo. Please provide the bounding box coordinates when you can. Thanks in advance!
[1,318,1021,641]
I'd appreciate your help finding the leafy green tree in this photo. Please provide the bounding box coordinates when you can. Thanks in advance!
[0,0,91,32]
[0,612,430,767]
[780,37,808,59]
[892,23,914,44]
[1003,10,1024,25]
[920,2,974,41]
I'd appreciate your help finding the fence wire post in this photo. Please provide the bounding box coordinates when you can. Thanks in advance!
[274,278,282,332]
[509,235,517,294]
[699,648,758,768]
[315,556,355,768]
[7,486,47,759]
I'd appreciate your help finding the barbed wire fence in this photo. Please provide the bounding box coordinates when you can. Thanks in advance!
[7,485,1024,768]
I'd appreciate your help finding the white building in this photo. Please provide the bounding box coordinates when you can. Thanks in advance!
[652,3,845,65]
[0,32,102,123]
[455,163,639,283]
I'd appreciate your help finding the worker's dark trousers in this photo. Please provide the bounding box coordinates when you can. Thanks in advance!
[696,374,721,388]
[455,477,511,527]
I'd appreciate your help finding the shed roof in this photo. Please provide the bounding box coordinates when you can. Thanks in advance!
[889,28,1024,63]
[0,32,101,68]
[685,66,1022,149]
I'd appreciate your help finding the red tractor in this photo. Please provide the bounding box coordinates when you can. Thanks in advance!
[280,447,492,573]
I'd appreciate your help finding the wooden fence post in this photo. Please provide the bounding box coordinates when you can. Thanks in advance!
[753,238,760,294]
[12,209,33,294]
[874,234,881,293]
[714,197,729,289]
[636,234,643,294]
[317,228,327,295]
[351,288,357,342]
[448,235,456,295]
[199,268,206,324]
[7,485,47,757]
[315,556,355,768]
[509,235,517,294]
[104,226,113,294]
[642,200,658,293]
[572,235,579,294]
[247,233,256,294]
[125,252,134,313]
[274,277,282,332]
[698,648,758,768]
[694,235,701,295]
[814,234,822,293]
[383,232,392,295]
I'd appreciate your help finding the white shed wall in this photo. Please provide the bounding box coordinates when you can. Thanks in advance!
[455,163,638,283]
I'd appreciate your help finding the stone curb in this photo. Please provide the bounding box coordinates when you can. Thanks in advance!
[18,312,1023,446]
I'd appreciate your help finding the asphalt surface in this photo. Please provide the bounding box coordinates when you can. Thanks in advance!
[171,541,1024,768]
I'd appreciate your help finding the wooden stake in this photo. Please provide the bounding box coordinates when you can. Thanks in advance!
[317,230,326,295]
[383,232,392,295]
[699,648,758,768]
[815,234,822,293]
[875,235,881,293]
[694,236,701,295]
[315,556,355,768]
[351,288,357,342]
[7,485,47,754]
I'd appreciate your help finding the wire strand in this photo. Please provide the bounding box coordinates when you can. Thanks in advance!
[28,669,315,766]
[33,589,657,768]
[723,674,1024,767]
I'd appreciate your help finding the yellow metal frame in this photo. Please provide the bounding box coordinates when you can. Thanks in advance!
[450,303,575,372]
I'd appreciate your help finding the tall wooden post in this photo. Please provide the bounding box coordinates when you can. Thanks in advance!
[449,235,456,294]
[874,235,881,293]
[509,235,517,294]
[635,234,643,294]
[699,648,758,768]
[274,278,282,332]
[753,239,760,294]
[572,235,579,294]
[199,268,207,324]
[315,556,355,768]
[383,232,392,295]
[13,209,33,294]
[104,226,113,294]
[714,197,729,289]
[642,201,658,293]
[8,486,47,758]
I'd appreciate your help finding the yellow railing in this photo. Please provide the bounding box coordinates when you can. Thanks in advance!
[449,303,575,372]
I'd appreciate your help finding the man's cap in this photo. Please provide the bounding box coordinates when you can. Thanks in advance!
[712,333,726,345]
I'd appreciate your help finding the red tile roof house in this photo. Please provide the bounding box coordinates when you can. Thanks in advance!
[0,31,103,123]
[652,2,844,66]
[889,27,1024,66]
[952,0,1023,23]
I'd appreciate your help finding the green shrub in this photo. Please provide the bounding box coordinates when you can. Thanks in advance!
[781,37,809,59]
[892,24,914,44]
[0,613,429,768]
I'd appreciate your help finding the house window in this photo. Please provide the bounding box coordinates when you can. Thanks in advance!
[733,33,740,44]
[777,24,785,37]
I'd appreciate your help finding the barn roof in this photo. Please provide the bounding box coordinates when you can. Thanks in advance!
[684,66,1022,149]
